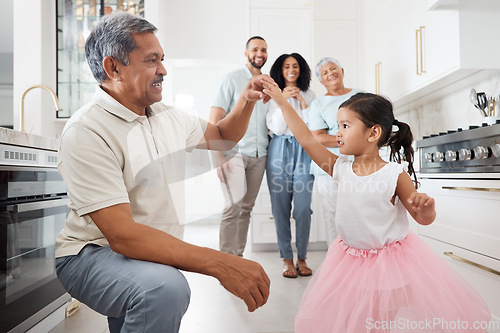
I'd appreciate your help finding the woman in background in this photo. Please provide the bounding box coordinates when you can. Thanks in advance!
[308,58,363,246]
[266,53,316,278]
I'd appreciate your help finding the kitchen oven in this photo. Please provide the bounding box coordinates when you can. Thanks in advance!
[416,120,500,323]
[0,143,70,333]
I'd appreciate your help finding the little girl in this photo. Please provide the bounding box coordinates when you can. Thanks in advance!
[262,85,491,332]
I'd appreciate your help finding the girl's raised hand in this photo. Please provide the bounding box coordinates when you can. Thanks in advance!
[263,81,286,105]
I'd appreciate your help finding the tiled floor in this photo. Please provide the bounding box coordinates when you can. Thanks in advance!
[49,222,327,333]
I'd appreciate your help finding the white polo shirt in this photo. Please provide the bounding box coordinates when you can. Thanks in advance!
[55,86,207,258]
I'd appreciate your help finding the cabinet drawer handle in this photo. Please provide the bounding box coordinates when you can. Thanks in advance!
[375,62,382,94]
[420,26,426,74]
[442,186,500,192]
[443,252,500,276]
[416,26,426,75]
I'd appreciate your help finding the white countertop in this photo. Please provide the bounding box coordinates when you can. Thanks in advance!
[0,127,59,151]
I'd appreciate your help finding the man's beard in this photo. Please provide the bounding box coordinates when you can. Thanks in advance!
[248,57,266,70]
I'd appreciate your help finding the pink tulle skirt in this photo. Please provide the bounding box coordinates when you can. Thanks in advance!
[295,231,490,333]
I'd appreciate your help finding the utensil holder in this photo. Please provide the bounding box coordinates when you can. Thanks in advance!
[482,116,500,125]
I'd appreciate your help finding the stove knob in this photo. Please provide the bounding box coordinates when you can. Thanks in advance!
[432,151,444,162]
[473,146,489,159]
[458,148,472,161]
[445,150,457,162]
[491,144,500,158]
[424,153,433,163]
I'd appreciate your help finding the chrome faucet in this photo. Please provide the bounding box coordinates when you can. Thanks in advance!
[19,84,62,132]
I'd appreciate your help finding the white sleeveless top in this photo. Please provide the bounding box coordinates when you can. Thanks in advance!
[333,156,410,250]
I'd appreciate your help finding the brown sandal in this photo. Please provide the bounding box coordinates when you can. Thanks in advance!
[296,260,312,276]
[282,259,298,278]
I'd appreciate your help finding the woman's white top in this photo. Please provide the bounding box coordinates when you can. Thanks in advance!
[333,156,410,250]
[266,89,316,136]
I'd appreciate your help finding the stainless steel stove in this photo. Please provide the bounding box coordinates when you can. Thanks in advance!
[415,120,500,319]
[417,120,500,174]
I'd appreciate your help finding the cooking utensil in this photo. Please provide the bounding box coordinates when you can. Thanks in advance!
[470,88,478,107]
[470,89,485,116]
[489,97,496,117]
[476,92,488,117]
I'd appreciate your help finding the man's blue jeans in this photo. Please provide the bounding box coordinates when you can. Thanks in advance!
[56,244,191,332]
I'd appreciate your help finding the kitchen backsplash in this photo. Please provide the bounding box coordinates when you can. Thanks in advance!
[395,70,500,141]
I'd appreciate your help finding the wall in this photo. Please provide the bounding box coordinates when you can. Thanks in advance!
[13,0,58,136]
[0,0,13,128]
[145,0,249,120]
[154,0,248,62]
[396,70,500,141]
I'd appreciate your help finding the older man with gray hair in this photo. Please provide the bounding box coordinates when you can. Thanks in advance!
[55,12,272,332]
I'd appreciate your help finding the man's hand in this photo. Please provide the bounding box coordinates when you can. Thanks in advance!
[242,74,278,104]
[217,161,233,184]
[215,255,271,312]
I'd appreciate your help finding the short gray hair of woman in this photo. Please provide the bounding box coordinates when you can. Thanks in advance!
[315,57,343,82]
[85,12,157,83]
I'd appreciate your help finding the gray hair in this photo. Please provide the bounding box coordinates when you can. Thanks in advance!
[315,57,342,81]
[85,12,157,83]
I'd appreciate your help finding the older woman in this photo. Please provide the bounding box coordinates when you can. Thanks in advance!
[308,58,363,246]
[266,53,316,278]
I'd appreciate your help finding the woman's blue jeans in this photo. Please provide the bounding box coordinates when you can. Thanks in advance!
[266,135,314,260]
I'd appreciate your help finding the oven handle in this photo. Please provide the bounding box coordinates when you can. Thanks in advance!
[442,186,500,192]
[7,197,69,213]
[444,252,500,276]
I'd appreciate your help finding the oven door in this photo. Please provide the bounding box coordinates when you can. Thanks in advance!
[0,196,70,333]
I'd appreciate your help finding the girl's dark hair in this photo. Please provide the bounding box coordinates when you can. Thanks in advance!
[269,53,311,92]
[339,93,419,187]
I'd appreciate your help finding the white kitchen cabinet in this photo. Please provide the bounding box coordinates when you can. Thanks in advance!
[360,0,500,108]
[394,8,500,107]
[359,0,392,95]
[361,0,428,99]
[420,236,500,327]
[416,176,500,325]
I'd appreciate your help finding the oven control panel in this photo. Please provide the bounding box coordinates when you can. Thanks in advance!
[0,144,58,168]
[417,123,500,173]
